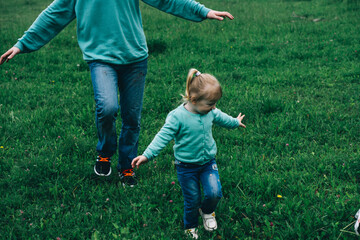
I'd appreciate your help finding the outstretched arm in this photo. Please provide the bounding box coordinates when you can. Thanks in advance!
[213,108,244,129]
[143,0,233,22]
[0,47,21,65]
[207,10,234,21]
[7,0,76,55]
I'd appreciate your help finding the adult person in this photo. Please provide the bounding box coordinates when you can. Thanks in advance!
[0,0,233,187]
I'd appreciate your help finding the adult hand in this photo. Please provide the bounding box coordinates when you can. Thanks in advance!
[207,10,234,21]
[0,47,21,65]
[131,155,149,169]
[237,113,246,128]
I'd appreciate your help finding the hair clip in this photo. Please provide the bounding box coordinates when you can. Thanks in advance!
[195,71,201,77]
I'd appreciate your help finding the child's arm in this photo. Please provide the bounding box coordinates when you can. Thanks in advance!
[213,108,245,129]
[132,111,180,168]
[132,155,148,169]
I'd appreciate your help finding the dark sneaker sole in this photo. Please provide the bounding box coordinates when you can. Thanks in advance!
[122,182,135,187]
[119,173,137,187]
[94,165,112,177]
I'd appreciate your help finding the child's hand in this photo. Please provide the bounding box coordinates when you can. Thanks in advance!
[237,113,246,128]
[131,155,149,169]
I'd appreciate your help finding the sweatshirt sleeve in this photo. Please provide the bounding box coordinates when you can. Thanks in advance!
[142,0,210,22]
[212,108,239,129]
[143,111,180,161]
[14,0,76,53]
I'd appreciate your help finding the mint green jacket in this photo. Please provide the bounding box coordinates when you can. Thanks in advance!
[143,104,240,165]
[14,0,210,64]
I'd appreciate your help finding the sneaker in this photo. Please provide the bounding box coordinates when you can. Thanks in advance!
[184,228,198,239]
[94,156,112,176]
[199,209,217,231]
[119,169,137,187]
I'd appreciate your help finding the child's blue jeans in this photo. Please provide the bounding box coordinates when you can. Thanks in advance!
[175,159,223,229]
[88,59,148,172]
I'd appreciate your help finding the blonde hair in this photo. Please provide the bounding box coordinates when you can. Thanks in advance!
[182,68,222,103]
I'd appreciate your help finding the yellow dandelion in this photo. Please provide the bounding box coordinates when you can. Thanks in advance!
[0,146,3,149]
[277,194,282,198]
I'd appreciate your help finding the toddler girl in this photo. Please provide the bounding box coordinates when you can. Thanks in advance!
[132,68,246,238]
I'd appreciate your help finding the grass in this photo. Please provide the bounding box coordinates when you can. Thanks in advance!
[0,0,360,239]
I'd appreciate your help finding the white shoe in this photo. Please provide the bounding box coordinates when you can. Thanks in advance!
[199,209,217,231]
[184,228,198,239]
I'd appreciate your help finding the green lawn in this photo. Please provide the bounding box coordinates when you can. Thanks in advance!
[0,0,359,239]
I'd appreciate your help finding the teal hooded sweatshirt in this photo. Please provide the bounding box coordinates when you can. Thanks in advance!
[14,0,210,64]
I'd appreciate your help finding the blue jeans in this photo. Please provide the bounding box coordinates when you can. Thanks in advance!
[175,159,223,229]
[88,59,148,172]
